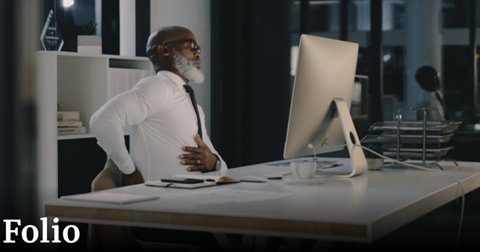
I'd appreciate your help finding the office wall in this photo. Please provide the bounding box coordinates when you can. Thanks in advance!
[119,0,136,56]
[150,0,211,133]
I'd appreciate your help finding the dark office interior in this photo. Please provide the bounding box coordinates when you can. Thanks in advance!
[2,0,480,251]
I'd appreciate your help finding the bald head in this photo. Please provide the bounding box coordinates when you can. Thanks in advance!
[146,26,194,61]
[145,26,202,83]
[415,66,441,92]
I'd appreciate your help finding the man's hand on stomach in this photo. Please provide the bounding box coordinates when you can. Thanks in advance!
[180,134,218,172]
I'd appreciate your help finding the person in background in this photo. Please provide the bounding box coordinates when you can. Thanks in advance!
[415,66,447,121]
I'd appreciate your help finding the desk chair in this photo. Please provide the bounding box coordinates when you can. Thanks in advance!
[88,157,214,251]
[87,157,136,251]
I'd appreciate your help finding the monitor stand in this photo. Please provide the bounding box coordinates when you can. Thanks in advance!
[315,98,368,177]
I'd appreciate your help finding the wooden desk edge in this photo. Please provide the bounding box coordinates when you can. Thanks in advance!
[45,205,367,238]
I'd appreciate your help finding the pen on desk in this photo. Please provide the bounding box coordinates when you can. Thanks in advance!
[205,179,215,182]
[318,163,344,169]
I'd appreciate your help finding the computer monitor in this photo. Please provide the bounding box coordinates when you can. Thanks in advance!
[283,34,367,177]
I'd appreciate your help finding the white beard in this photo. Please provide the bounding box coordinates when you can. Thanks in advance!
[173,51,205,84]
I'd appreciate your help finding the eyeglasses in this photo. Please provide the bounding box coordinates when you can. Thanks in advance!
[162,39,201,53]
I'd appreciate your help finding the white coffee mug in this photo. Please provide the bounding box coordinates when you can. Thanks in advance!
[290,162,316,179]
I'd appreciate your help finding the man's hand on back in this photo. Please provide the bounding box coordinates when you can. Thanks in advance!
[122,169,145,186]
[180,134,218,172]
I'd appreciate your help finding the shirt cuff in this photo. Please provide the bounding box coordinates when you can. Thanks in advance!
[115,158,136,175]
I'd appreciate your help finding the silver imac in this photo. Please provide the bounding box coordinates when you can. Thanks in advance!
[283,34,367,177]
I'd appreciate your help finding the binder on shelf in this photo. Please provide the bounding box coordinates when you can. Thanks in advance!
[58,126,86,135]
[109,68,127,101]
[108,68,150,101]
[57,120,83,128]
[126,68,144,90]
[142,69,152,78]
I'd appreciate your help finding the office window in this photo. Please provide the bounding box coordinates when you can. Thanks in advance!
[348,0,371,77]
[40,0,120,54]
[381,1,405,120]
[289,0,479,119]
[308,1,341,32]
[441,0,480,28]
[290,0,344,79]
[443,0,480,28]
[441,0,480,123]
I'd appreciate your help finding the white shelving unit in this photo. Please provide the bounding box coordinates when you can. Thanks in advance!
[36,51,153,212]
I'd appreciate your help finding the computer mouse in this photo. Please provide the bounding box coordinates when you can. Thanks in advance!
[238,176,268,183]
[262,171,291,179]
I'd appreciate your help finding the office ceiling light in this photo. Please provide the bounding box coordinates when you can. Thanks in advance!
[383,54,391,62]
[63,0,74,8]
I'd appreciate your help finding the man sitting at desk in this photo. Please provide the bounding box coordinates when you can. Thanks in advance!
[89,26,227,250]
[415,65,447,121]
[91,26,227,186]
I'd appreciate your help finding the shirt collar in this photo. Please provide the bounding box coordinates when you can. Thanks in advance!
[158,70,186,87]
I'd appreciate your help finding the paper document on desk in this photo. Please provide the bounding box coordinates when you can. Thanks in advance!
[61,192,159,204]
[161,189,291,204]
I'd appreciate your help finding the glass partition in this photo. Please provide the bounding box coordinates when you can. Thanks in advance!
[40,0,119,54]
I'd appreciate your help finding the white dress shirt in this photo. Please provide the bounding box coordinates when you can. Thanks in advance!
[90,70,227,180]
[416,90,446,121]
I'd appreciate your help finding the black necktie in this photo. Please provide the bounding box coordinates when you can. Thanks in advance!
[184,85,203,139]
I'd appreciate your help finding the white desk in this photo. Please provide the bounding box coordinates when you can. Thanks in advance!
[45,158,480,244]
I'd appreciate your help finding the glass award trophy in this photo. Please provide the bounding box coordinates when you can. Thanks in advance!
[40,10,64,51]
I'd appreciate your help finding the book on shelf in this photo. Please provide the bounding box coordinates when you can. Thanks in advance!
[57,120,83,128]
[145,174,240,189]
[57,111,80,121]
[58,126,86,135]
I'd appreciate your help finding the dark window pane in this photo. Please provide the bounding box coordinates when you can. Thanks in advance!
[442,0,468,28]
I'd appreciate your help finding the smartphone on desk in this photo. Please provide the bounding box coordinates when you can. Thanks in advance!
[160,178,205,184]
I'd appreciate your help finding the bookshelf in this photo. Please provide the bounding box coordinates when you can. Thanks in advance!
[36,51,153,211]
